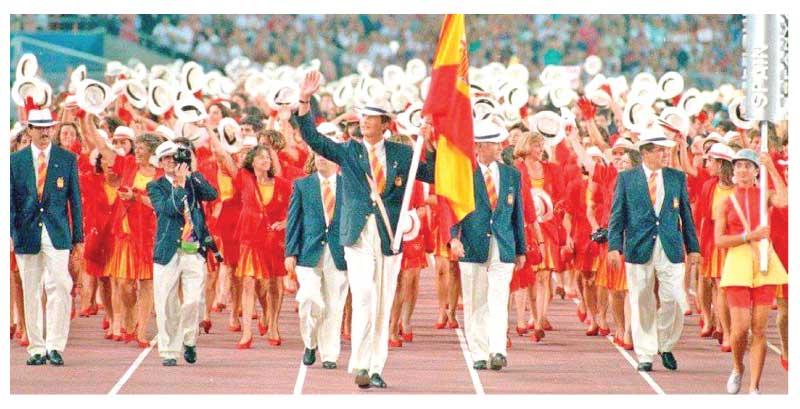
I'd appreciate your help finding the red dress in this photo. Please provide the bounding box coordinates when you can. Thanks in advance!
[400,181,429,270]
[234,171,292,279]
[590,163,626,291]
[195,146,224,271]
[80,170,117,278]
[528,160,564,273]
[564,173,596,273]
[510,160,543,291]
[210,167,242,269]
[278,146,310,183]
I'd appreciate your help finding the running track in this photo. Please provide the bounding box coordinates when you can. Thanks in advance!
[10,266,788,394]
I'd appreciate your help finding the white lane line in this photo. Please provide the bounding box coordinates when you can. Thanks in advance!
[293,360,308,395]
[455,328,485,395]
[108,337,157,395]
[571,298,665,395]
[767,341,782,356]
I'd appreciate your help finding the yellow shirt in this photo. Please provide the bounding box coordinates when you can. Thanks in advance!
[711,184,734,220]
[258,183,274,205]
[133,171,153,192]
[103,183,131,233]
[218,170,234,202]
[531,178,544,189]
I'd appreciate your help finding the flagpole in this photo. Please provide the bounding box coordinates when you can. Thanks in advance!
[759,120,768,273]
[391,132,425,253]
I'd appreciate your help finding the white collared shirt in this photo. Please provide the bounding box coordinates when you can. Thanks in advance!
[478,160,500,199]
[317,172,337,225]
[363,138,387,173]
[31,143,52,181]
[642,163,665,214]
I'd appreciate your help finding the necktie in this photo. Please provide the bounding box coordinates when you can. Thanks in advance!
[181,201,194,242]
[36,151,47,201]
[368,145,386,193]
[648,171,658,206]
[322,179,335,226]
[484,168,498,210]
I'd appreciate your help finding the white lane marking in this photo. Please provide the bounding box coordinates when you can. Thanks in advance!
[571,298,665,395]
[108,337,157,395]
[293,359,308,395]
[455,328,485,395]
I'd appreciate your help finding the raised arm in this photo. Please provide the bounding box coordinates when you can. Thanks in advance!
[295,71,346,165]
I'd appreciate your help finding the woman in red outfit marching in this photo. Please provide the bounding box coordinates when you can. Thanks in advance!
[695,143,736,351]
[234,145,292,348]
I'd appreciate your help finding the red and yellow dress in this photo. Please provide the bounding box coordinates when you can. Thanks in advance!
[510,160,542,292]
[696,177,734,280]
[211,167,243,269]
[529,160,564,273]
[564,171,596,274]
[719,186,788,291]
[104,155,157,280]
[591,163,626,291]
[235,171,292,279]
[278,146,310,183]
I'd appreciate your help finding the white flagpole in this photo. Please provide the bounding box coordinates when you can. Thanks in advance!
[391,133,425,253]
[759,121,768,273]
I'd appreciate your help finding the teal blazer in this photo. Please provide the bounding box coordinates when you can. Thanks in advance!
[608,165,700,265]
[451,162,526,264]
[147,173,218,265]
[285,173,347,271]
[10,145,84,254]
[295,112,435,256]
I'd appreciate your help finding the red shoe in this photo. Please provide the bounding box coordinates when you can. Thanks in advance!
[252,313,258,320]
[447,319,460,329]
[712,331,723,344]
[434,321,446,330]
[104,331,113,340]
[526,321,536,330]
[200,320,212,334]
[112,334,123,342]
[258,322,268,336]
[267,337,282,346]
[683,309,692,316]
[101,317,110,330]
[555,286,566,299]
[10,324,16,340]
[237,337,253,349]
[79,307,93,317]
[401,331,413,342]
[585,327,599,336]
[388,338,403,348]
[598,327,611,336]
[507,336,512,349]
[780,356,788,371]
[212,303,226,313]
[577,310,587,323]
[515,326,528,336]
[123,332,136,343]
[229,323,242,332]
[698,318,704,328]
[137,339,150,348]
[90,305,99,316]
[19,338,30,347]
[613,336,623,346]
[623,342,634,350]
[699,327,714,338]
[720,345,732,353]
[530,329,545,342]
[542,321,553,331]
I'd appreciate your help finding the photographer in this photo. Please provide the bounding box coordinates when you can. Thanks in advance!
[146,137,219,367]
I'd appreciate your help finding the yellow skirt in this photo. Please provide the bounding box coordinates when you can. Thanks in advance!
[720,243,788,288]
[236,247,268,280]
[537,240,559,272]
[702,246,727,279]
[105,237,137,280]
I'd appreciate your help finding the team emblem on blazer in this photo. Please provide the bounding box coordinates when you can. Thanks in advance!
[672,197,679,209]
[394,175,403,187]
[56,176,65,189]
[507,193,514,205]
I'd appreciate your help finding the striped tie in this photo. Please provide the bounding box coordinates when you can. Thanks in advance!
[648,171,658,206]
[36,151,47,201]
[369,145,386,193]
[483,169,498,210]
[322,179,335,226]
[182,208,193,241]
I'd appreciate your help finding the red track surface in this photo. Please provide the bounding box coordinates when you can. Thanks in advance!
[10,267,788,394]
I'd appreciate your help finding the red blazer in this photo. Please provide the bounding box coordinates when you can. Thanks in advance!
[234,171,292,249]
[109,155,159,264]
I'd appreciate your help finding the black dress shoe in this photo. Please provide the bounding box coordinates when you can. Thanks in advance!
[303,348,317,366]
[490,353,508,370]
[369,373,387,388]
[183,345,197,364]
[162,358,177,366]
[659,352,677,370]
[322,361,337,369]
[47,350,64,366]
[355,369,370,388]
[26,354,46,366]
[637,362,653,372]
[473,360,488,370]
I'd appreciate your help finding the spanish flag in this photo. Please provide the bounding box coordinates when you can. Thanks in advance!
[423,14,475,242]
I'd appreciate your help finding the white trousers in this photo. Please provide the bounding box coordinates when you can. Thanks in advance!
[345,215,403,375]
[15,234,72,356]
[153,251,206,360]
[296,246,348,363]
[459,238,514,362]
[625,238,687,363]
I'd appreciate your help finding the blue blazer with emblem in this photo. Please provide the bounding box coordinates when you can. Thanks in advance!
[295,112,436,256]
[608,165,700,265]
[10,145,84,254]
[147,173,218,265]
[451,162,526,264]
[285,173,347,271]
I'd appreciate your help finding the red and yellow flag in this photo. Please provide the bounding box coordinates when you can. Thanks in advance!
[423,14,475,241]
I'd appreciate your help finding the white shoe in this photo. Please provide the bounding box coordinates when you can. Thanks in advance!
[726,370,742,394]
[749,389,760,395]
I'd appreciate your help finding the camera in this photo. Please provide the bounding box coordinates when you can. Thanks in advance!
[203,236,224,264]
[172,146,193,166]
[590,228,609,244]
